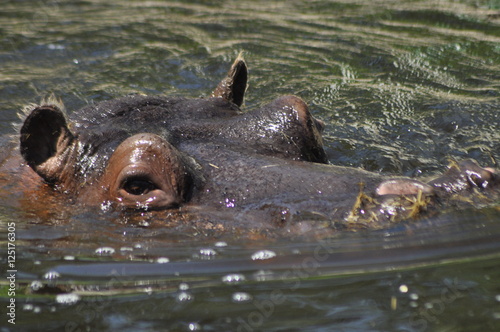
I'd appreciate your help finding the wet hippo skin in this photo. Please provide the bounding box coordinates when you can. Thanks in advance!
[18,56,499,226]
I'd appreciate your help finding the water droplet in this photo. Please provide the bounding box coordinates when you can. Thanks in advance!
[177,292,193,302]
[224,197,236,208]
[410,293,419,301]
[156,257,170,264]
[43,271,60,280]
[56,293,81,305]
[95,247,115,255]
[222,274,246,284]
[138,220,150,227]
[232,292,252,302]
[215,241,227,247]
[251,250,276,260]
[63,255,75,261]
[100,200,112,212]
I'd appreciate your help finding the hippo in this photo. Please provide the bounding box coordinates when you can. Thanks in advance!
[17,56,499,228]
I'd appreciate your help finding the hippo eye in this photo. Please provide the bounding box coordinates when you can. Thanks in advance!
[121,177,158,196]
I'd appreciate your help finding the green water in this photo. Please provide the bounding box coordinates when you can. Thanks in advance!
[1,0,500,331]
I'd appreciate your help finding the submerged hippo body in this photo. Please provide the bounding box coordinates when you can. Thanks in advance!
[18,56,499,227]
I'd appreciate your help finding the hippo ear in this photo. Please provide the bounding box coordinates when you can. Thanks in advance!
[212,53,247,107]
[20,104,75,183]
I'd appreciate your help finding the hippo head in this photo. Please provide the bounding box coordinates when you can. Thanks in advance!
[18,56,499,223]
[19,56,327,211]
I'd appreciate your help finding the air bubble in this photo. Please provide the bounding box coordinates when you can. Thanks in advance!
[199,248,217,256]
[177,292,193,302]
[251,250,276,260]
[156,257,170,264]
[43,271,60,280]
[47,44,65,50]
[95,247,115,255]
[232,292,252,302]
[188,322,201,331]
[254,270,274,281]
[30,280,43,291]
[56,293,81,305]
[23,304,34,311]
[222,274,246,284]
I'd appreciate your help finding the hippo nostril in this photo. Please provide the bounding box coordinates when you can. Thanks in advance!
[121,177,158,196]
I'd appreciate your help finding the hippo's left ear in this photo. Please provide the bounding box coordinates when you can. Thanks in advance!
[20,104,75,184]
[212,53,247,107]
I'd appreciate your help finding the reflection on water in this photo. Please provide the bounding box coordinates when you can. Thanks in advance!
[0,0,499,331]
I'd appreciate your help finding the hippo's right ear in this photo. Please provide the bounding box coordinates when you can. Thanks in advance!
[20,105,75,183]
[212,53,247,107]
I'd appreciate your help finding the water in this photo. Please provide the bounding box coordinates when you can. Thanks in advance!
[1,0,500,331]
